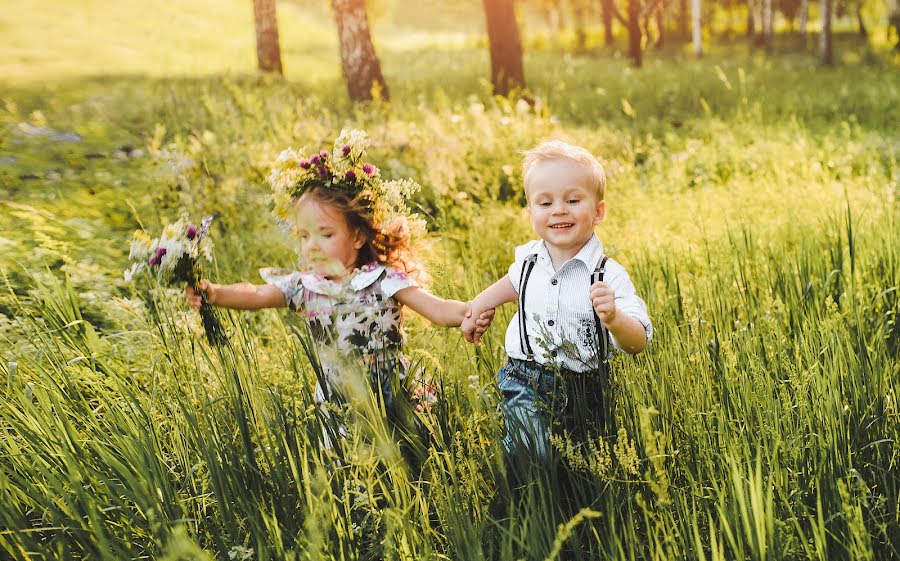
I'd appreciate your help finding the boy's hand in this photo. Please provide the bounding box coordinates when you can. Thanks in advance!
[184,280,216,310]
[473,307,495,342]
[462,303,495,344]
[589,281,617,325]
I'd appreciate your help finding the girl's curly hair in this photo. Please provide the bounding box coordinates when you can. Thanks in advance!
[300,184,427,283]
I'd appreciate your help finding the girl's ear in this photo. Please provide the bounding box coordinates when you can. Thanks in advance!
[352,229,367,250]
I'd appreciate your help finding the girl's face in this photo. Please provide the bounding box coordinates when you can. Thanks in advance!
[292,195,365,278]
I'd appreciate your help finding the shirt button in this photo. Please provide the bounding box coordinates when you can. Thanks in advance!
[548,320,555,326]
[551,279,558,285]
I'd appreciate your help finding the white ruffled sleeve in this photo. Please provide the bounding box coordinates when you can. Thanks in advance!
[259,268,305,311]
[380,267,418,299]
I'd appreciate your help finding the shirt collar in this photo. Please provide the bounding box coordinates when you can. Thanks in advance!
[534,234,605,272]
[298,262,385,296]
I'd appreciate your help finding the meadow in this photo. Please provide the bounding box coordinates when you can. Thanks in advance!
[1,0,899,559]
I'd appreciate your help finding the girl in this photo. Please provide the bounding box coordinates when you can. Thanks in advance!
[185,130,493,413]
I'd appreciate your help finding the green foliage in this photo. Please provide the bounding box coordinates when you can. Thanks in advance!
[1,2,898,559]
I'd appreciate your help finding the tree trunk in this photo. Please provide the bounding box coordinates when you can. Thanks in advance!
[692,0,702,56]
[747,0,756,36]
[762,0,773,47]
[332,0,389,102]
[799,0,808,37]
[602,0,615,44]
[574,1,588,51]
[857,3,868,37]
[820,0,833,64]
[655,4,665,47]
[483,0,526,95]
[253,0,283,74]
[680,0,689,38]
[627,0,643,66]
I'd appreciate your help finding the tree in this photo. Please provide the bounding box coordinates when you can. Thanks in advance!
[332,0,389,102]
[820,0,834,64]
[483,0,526,95]
[692,0,702,55]
[761,0,773,47]
[856,1,868,37]
[573,0,589,51]
[747,0,756,37]
[799,0,808,37]
[779,0,802,30]
[609,0,664,66]
[679,0,690,38]
[653,1,667,47]
[601,0,616,44]
[252,0,283,75]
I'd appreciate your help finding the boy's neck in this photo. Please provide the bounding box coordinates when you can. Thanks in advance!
[545,238,591,271]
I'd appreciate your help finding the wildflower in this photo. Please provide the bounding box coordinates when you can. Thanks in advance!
[299,159,311,169]
[186,225,197,240]
[341,144,351,156]
[345,170,357,182]
[362,162,375,175]
[310,154,321,165]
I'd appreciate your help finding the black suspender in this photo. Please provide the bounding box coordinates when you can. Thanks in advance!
[517,254,538,359]
[591,256,610,364]
[517,254,610,365]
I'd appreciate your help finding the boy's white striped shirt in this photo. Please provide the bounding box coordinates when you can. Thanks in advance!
[503,235,653,373]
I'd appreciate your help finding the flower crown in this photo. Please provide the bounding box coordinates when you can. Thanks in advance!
[267,129,425,239]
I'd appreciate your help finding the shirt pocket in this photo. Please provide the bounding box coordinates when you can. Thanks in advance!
[573,312,607,358]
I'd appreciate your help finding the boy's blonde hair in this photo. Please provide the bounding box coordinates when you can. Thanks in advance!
[522,140,607,200]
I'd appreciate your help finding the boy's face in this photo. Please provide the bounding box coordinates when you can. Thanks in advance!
[525,160,605,255]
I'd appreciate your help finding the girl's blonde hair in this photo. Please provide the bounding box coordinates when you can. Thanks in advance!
[302,184,426,283]
[522,140,607,199]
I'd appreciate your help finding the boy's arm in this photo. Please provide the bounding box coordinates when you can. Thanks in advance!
[186,281,287,310]
[470,275,518,317]
[603,314,648,354]
[589,280,649,354]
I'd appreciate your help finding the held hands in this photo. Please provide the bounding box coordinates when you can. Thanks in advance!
[589,281,617,325]
[184,280,216,310]
[462,303,495,344]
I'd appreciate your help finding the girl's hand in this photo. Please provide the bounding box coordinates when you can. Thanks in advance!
[184,280,216,310]
[589,281,617,325]
[461,306,478,343]
[462,303,495,344]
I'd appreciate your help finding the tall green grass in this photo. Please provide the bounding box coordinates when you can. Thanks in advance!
[1,2,898,558]
[1,203,897,560]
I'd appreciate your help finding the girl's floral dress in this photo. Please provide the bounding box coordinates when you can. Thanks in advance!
[260,262,416,408]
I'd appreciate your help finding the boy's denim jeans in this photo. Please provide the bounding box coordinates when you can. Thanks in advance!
[498,357,612,463]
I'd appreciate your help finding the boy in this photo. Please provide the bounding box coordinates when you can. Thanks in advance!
[461,140,652,461]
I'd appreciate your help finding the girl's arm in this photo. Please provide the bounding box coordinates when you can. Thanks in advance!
[185,280,287,311]
[392,287,469,327]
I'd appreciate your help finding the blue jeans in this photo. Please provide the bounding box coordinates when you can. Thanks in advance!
[498,357,613,463]
[498,358,567,461]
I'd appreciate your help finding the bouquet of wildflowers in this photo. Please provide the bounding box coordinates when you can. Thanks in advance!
[125,214,227,345]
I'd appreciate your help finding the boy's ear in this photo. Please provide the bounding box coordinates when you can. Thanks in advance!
[593,200,606,224]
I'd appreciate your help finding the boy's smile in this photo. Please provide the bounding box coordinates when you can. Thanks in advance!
[525,160,605,269]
